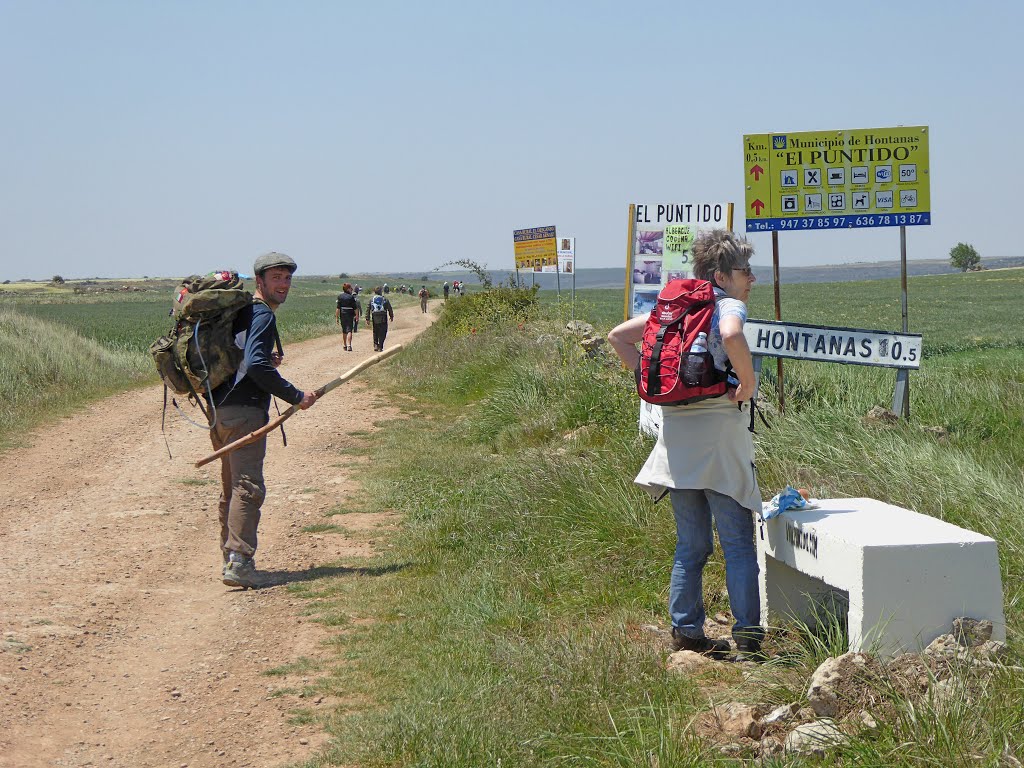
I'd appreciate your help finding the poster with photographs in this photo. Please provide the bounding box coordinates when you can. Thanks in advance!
[627,202,732,319]
[556,237,575,274]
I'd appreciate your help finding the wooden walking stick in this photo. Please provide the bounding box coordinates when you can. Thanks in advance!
[195,344,403,468]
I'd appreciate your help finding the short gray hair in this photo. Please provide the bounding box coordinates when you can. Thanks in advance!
[690,230,754,281]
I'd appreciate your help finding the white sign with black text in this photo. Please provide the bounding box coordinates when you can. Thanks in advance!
[744,320,922,370]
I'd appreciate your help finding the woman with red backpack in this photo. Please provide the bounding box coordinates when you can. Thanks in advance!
[607,229,763,661]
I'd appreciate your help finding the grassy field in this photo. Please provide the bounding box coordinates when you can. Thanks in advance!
[280,270,1024,766]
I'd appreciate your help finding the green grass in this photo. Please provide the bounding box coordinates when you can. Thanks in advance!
[5,269,1023,764]
[279,271,1024,767]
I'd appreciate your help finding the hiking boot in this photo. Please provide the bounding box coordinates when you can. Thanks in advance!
[671,628,731,658]
[222,557,262,589]
[734,634,768,662]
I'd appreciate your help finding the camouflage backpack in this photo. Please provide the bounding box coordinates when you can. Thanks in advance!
[149,271,252,407]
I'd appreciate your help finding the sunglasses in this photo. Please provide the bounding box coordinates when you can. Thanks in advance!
[733,266,754,277]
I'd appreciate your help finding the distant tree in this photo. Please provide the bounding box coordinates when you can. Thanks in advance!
[420,275,430,283]
[51,275,65,284]
[338,272,349,279]
[949,242,981,272]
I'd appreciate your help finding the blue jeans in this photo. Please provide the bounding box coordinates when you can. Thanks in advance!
[669,488,762,643]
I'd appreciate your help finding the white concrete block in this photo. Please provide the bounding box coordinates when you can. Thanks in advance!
[758,497,1005,654]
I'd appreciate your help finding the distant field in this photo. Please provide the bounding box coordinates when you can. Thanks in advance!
[541,268,1024,356]
[0,276,428,354]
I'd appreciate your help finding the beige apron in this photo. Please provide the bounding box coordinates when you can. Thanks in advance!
[634,397,761,514]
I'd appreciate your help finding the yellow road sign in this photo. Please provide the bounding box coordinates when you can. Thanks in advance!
[743,126,930,232]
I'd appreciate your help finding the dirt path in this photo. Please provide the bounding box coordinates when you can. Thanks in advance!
[0,302,437,768]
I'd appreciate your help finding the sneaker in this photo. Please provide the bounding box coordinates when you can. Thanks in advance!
[671,628,731,658]
[222,557,262,589]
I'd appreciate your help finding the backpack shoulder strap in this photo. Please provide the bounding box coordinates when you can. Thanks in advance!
[252,298,284,357]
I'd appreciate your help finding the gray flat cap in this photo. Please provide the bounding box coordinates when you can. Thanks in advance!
[253,251,297,276]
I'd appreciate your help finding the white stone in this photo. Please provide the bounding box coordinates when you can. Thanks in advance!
[784,719,847,755]
[758,498,1005,655]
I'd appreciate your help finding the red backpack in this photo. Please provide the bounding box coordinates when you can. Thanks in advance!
[636,279,732,405]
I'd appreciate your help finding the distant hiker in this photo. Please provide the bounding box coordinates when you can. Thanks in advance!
[607,230,763,660]
[335,282,358,352]
[366,285,395,352]
[382,282,390,294]
[443,281,449,300]
[459,282,467,296]
[352,289,362,335]
[418,285,429,313]
[208,251,318,589]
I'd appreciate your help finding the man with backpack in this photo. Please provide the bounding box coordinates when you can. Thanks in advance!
[366,285,394,352]
[607,230,763,660]
[208,252,318,589]
[418,285,429,313]
[443,281,449,300]
[335,282,358,351]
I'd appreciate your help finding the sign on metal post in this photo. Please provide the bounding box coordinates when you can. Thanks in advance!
[745,319,923,417]
[744,321,922,369]
[744,126,930,232]
[513,225,558,271]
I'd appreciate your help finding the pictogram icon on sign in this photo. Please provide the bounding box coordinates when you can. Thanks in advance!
[773,135,787,149]
[750,164,764,180]
[852,192,869,210]
[900,190,918,207]
[804,194,822,212]
[876,190,894,208]
[851,166,868,184]
[782,195,798,212]
[828,193,846,210]
[804,169,821,186]
[781,171,797,187]
[827,167,845,185]
[875,165,892,183]
[751,199,765,214]
[899,164,917,182]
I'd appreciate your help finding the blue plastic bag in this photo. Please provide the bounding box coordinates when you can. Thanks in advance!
[762,485,808,520]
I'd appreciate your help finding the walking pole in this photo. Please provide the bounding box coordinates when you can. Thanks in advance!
[195,345,403,468]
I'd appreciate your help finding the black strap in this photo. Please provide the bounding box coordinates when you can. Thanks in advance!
[647,324,670,396]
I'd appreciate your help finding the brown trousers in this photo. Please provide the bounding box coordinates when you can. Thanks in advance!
[210,405,268,559]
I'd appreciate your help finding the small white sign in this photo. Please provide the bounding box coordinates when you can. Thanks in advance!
[745,320,922,369]
[899,164,918,182]
[875,165,892,183]
[900,190,918,207]
[804,194,822,212]
[804,168,821,186]
[828,193,846,210]
[876,190,894,208]
[851,166,869,184]
[827,167,845,185]
[781,170,798,187]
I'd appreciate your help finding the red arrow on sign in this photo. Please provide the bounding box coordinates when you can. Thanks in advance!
[750,164,764,180]
[751,199,765,215]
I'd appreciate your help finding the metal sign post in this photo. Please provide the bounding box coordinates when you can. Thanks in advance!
[772,230,785,415]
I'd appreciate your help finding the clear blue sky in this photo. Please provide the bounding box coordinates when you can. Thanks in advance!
[2,0,1020,280]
